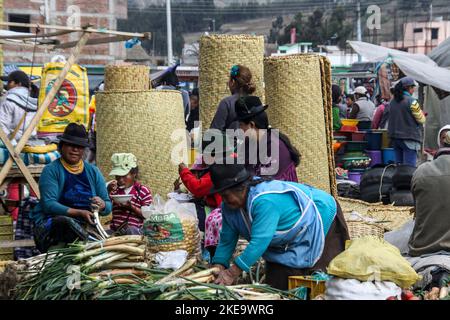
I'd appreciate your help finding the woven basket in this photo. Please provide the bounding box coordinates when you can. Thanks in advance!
[338,197,380,216]
[264,54,334,194]
[104,65,150,91]
[339,197,414,232]
[346,221,385,240]
[96,90,188,198]
[366,206,414,232]
[199,35,265,129]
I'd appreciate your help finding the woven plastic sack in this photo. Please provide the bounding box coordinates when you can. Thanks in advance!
[143,196,201,257]
[327,236,421,288]
[37,62,89,133]
[325,278,401,300]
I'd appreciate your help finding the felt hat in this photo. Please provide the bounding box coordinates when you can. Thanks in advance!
[209,163,251,194]
[235,96,268,121]
[58,123,90,148]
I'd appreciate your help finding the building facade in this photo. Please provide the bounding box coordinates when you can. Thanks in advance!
[3,0,128,65]
[380,20,450,54]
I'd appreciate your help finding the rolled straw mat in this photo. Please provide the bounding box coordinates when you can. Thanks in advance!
[96,90,188,197]
[264,54,336,195]
[104,65,150,91]
[199,34,265,129]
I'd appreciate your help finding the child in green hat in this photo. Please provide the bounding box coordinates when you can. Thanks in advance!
[107,153,153,235]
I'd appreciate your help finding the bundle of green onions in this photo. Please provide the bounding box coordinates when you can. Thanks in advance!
[13,235,298,300]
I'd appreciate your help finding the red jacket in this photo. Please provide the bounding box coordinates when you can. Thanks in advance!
[179,168,222,208]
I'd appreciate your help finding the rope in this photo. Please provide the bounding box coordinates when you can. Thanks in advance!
[379,163,396,202]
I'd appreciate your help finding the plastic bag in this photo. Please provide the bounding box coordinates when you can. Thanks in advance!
[325,278,401,300]
[155,250,188,269]
[142,195,201,257]
[327,236,421,288]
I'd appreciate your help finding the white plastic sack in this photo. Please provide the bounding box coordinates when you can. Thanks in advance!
[325,278,401,300]
[155,250,188,269]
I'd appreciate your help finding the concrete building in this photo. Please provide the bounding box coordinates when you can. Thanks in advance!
[2,0,128,65]
[380,19,450,54]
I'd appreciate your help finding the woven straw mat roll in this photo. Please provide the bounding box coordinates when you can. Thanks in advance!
[264,54,334,194]
[104,65,150,91]
[199,34,265,130]
[96,90,188,197]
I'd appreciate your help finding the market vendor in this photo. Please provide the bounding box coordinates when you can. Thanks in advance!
[210,65,256,131]
[108,153,153,235]
[408,125,450,256]
[210,164,349,290]
[348,86,375,121]
[235,95,300,182]
[30,123,112,253]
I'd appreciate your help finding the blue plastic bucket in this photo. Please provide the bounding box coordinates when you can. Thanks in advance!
[366,131,382,150]
[382,148,396,164]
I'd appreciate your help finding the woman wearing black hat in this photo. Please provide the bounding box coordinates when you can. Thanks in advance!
[235,95,300,182]
[209,164,349,290]
[30,123,112,252]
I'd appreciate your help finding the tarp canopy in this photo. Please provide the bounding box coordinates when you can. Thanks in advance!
[348,41,450,93]
[429,36,450,68]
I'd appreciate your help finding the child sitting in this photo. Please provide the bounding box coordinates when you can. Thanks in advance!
[107,153,152,235]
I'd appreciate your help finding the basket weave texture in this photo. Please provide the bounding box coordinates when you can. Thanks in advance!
[339,197,414,232]
[264,54,335,194]
[96,90,187,198]
[346,221,385,240]
[199,35,265,129]
[104,65,150,91]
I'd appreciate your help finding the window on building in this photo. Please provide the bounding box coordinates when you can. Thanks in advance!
[431,28,439,40]
[280,50,286,54]
[8,14,31,33]
[413,28,423,33]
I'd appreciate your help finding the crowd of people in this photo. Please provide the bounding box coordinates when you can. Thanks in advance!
[1,63,449,291]
[332,76,425,167]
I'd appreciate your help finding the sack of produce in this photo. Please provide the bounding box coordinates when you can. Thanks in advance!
[325,278,401,300]
[142,196,201,258]
[327,236,421,288]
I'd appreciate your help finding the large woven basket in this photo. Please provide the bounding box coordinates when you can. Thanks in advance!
[346,221,385,240]
[96,90,188,198]
[104,65,150,91]
[199,35,265,129]
[339,197,414,232]
[264,54,335,195]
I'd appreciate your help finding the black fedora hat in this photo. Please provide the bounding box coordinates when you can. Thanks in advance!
[235,96,268,121]
[58,123,90,148]
[209,163,251,194]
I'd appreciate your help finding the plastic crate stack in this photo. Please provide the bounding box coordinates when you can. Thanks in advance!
[333,120,392,186]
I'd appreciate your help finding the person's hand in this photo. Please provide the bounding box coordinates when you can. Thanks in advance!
[214,265,242,286]
[211,264,226,277]
[119,200,134,212]
[178,163,187,174]
[90,197,105,211]
[71,210,95,225]
[173,177,182,191]
[107,180,118,194]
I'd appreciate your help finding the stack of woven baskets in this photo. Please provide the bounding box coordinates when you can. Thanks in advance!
[96,65,188,198]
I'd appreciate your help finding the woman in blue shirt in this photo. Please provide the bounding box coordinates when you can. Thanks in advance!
[31,123,112,252]
[209,163,349,290]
